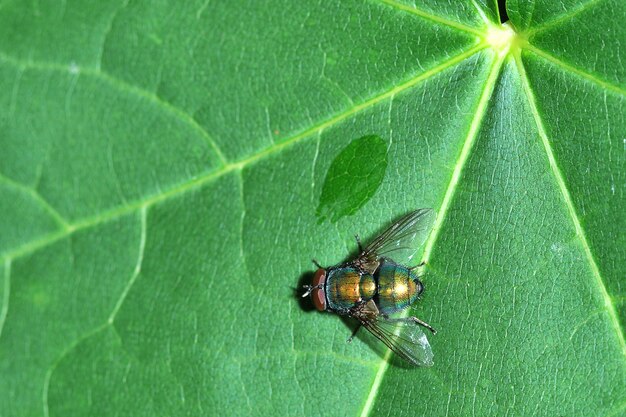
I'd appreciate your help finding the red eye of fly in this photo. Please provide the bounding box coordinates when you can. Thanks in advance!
[312,269,327,311]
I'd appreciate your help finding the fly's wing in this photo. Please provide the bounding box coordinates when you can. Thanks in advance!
[353,300,434,367]
[360,209,435,267]
[361,315,434,367]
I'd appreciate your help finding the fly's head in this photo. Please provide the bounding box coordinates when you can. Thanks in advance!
[302,266,327,311]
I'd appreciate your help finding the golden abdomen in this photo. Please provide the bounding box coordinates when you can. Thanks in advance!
[376,262,422,314]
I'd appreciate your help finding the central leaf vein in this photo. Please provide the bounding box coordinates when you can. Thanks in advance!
[360,48,508,417]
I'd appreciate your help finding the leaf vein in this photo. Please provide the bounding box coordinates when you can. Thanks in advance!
[469,0,491,26]
[605,400,626,417]
[0,174,70,231]
[42,321,111,417]
[95,0,130,71]
[0,259,10,340]
[40,207,148,417]
[0,50,228,165]
[525,45,626,97]
[514,51,626,357]
[525,0,605,36]
[375,0,484,36]
[109,205,148,323]
[359,48,508,417]
[238,170,251,285]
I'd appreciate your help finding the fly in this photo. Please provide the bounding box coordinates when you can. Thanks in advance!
[302,209,436,366]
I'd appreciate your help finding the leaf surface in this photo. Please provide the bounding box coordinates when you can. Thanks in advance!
[0,1,624,416]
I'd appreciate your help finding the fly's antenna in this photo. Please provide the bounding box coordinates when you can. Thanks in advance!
[301,285,313,298]
[301,284,322,298]
[312,259,323,269]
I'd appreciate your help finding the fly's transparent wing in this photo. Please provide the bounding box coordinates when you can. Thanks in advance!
[360,315,434,367]
[362,209,435,265]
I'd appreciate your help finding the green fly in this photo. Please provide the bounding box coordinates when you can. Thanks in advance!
[302,209,436,366]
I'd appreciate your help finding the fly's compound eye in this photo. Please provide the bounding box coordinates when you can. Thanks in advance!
[312,269,327,311]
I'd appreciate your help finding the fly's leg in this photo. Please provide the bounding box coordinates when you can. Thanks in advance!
[347,324,362,342]
[385,317,437,334]
[346,297,369,342]
[312,259,323,269]
[409,316,437,334]
[408,261,426,271]
[354,234,364,252]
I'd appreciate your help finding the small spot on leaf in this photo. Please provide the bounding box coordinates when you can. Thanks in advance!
[316,134,387,223]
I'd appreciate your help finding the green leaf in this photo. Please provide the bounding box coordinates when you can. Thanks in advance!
[0,1,624,416]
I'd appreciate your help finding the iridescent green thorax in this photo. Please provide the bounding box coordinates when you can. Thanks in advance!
[326,267,375,311]
[375,262,421,314]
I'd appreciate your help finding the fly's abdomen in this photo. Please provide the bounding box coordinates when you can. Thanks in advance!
[327,267,376,311]
[376,262,422,314]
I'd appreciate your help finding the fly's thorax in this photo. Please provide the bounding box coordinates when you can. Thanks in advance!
[359,274,376,299]
[326,267,376,312]
[375,262,422,314]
